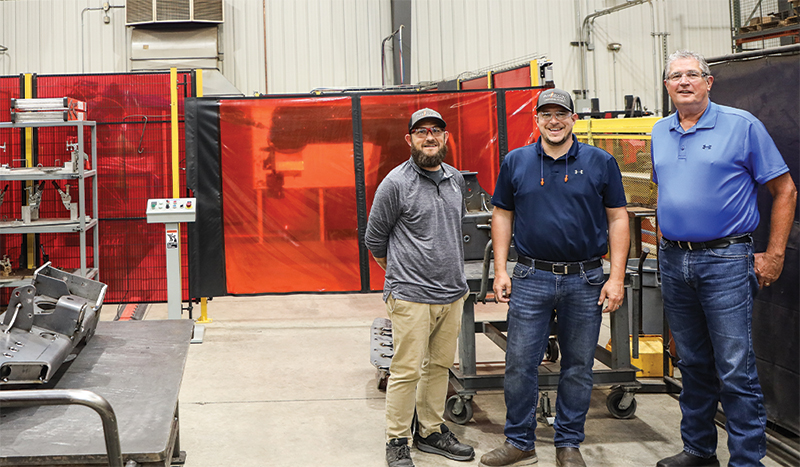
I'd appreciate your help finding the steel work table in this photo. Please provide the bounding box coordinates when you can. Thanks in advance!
[0,319,193,467]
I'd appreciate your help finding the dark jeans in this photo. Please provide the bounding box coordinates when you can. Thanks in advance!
[503,262,604,450]
[659,239,767,467]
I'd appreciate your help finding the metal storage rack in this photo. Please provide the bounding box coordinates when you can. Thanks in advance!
[0,120,99,285]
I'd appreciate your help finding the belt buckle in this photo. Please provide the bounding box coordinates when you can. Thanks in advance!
[551,263,567,275]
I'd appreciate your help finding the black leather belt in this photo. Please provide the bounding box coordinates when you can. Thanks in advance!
[664,234,752,250]
[517,256,603,275]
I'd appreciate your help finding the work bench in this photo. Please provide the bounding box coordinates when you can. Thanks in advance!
[0,320,193,467]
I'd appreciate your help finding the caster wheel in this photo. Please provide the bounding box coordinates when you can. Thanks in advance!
[606,388,637,419]
[445,395,473,425]
[544,337,559,363]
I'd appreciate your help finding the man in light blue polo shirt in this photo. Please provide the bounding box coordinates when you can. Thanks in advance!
[652,50,797,467]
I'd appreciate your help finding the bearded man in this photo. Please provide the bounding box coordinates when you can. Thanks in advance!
[365,108,474,467]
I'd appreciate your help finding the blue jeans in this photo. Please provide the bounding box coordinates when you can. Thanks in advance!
[659,240,767,467]
[503,262,605,450]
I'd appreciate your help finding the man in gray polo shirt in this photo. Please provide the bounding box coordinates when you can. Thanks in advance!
[365,108,474,467]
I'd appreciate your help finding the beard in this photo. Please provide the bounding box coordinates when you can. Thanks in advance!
[410,143,448,169]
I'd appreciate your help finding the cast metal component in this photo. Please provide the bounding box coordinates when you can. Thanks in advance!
[22,181,44,220]
[0,262,107,385]
[0,255,12,276]
[0,183,8,209]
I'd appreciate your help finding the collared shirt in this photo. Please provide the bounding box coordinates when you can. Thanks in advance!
[492,135,627,262]
[365,157,468,304]
[651,101,789,242]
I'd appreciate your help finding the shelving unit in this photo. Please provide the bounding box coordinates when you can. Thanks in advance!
[0,120,99,286]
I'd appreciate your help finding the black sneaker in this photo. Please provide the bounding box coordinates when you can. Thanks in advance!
[386,438,415,467]
[414,424,475,461]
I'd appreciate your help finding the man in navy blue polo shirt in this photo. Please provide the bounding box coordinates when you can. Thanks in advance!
[653,50,797,467]
[479,88,630,467]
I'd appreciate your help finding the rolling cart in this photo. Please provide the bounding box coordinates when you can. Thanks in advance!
[444,245,648,424]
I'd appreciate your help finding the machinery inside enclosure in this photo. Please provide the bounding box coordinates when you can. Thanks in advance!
[0,72,192,304]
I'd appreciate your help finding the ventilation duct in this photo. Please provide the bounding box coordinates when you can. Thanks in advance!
[126,0,223,25]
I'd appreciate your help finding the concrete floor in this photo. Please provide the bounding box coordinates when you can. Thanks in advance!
[136,294,794,467]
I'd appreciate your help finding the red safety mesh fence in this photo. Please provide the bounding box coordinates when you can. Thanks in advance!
[218,97,361,294]
[0,76,23,297]
[1,72,191,304]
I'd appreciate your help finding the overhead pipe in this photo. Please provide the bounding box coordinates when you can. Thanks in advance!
[579,0,651,101]
[81,3,125,73]
[381,25,405,86]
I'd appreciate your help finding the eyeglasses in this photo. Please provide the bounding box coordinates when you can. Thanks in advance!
[666,70,709,82]
[410,127,445,138]
[537,111,572,121]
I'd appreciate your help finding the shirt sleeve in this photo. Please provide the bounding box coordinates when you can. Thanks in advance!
[491,154,515,211]
[745,118,790,185]
[364,177,401,259]
[604,155,628,208]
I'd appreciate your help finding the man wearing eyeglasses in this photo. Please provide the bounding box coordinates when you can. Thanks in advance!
[481,89,629,467]
[365,108,474,467]
[652,50,796,467]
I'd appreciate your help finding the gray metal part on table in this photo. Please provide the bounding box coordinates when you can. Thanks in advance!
[0,320,194,467]
[0,263,107,385]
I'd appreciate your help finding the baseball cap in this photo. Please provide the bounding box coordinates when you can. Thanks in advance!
[408,108,446,132]
[536,88,574,113]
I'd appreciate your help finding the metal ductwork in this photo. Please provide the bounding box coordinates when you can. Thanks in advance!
[126,0,223,25]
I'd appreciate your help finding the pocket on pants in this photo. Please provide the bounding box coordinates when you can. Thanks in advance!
[581,266,605,286]
[512,263,531,279]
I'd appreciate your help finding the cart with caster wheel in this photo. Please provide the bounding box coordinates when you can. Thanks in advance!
[446,241,644,425]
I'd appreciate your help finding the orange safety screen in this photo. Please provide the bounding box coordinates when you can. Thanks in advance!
[360,92,500,291]
[505,89,545,152]
[218,97,361,294]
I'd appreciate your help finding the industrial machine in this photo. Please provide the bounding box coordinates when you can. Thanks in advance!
[0,262,107,385]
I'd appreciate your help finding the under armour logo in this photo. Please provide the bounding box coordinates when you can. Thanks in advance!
[702,145,712,150]
[574,169,583,174]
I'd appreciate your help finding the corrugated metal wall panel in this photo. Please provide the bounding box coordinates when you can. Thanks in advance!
[264,0,391,93]
[0,0,128,75]
[221,0,265,95]
[411,0,730,115]
[1,0,730,108]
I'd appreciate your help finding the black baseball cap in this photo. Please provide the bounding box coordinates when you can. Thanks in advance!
[536,88,574,113]
[408,108,446,132]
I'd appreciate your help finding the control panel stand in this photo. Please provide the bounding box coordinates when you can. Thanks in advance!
[146,198,196,320]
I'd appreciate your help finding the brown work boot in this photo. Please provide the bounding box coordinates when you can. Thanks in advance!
[479,440,537,466]
[556,447,586,467]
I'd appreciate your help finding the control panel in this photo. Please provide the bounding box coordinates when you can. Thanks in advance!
[146,198,196,224]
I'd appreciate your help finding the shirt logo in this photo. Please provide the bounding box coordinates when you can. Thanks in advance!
[574,169,583,175]
[702,144,712,150]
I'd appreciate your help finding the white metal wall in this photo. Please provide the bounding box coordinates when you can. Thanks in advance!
[412,0,732,115]
[263,0,392,94]
[1,0,731,111]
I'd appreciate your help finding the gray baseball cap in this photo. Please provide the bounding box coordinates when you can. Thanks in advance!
[536,88,574,113]
[408,108,446,131]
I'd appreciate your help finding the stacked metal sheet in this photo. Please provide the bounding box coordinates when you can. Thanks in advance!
[10,97,87,123]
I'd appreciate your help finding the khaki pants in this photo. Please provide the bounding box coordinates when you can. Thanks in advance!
[385,292,467,441]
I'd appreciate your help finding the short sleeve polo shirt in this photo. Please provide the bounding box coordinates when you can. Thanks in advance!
[492,135,627,262]
[651,101,789,242]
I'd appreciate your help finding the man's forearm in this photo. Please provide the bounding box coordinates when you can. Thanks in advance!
[491,208,514,272]
[766,174,798,257]
[606,207,630,282]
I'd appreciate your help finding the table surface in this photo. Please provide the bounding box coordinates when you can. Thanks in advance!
[0,319,193,466]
